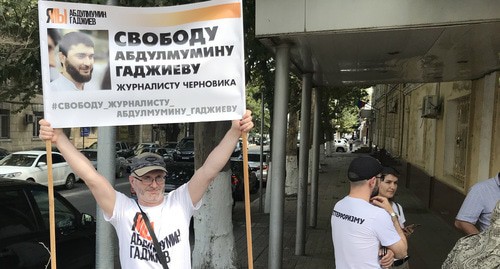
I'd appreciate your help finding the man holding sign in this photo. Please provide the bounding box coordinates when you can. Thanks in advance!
[39,110,253,268]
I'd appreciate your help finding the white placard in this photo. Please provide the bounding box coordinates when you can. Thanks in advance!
[38,0,245,128]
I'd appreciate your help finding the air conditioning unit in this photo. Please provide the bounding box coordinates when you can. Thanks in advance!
[25,114,35,124]
[421,95,439,118]
[359,109,373,119]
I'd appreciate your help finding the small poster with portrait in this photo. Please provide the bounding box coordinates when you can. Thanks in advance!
[38,0,245,128]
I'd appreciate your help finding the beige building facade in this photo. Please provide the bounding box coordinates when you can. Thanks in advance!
[371,71,500,225]
[0,96,46,152]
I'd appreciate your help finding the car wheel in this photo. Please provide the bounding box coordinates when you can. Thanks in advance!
[27,178,35,183]
[65,174,76,190]
[336,147,345,152]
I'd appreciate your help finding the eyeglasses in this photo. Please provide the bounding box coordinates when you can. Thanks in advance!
[375,175,385,181]
[134,175,166,185]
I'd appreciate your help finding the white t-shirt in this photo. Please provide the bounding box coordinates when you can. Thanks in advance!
[50,75,81,91]
[331,196,401,269]
[105,184,200,269]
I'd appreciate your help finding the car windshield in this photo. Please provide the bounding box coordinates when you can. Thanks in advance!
[0,154,38,167]
[165,142,177,148]
[247,154,263,162]
[179,141,194,150]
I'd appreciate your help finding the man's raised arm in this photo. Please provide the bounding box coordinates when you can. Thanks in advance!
[39,119,116,217]
[188,110,253,205]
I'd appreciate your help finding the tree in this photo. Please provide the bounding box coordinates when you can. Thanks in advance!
[192,120,238,268]
[245,84,270,138]
[284,74,301,195]
[319,86,369,143]
[0,0,42,110]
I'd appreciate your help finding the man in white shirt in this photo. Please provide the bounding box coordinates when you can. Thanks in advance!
[331,156,408,268]
[455,172,500,235]
[39,111,254,268]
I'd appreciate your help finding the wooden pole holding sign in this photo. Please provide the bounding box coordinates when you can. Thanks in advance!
[241,135,254,269]
[45,140,57,269]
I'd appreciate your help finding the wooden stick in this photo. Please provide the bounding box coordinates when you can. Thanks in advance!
[46,140,57,269]
[241,135,254,269]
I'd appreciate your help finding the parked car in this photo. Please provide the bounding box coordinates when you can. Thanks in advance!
[80,149,129,178]
[0,148,9,161]
[245,151,268,184]
[0,151,77,189]
[173,137,194,162]
[163,142,178,162]
[0,178,96,268]
[132,142,161,156]
[86,141,134,158]
[164,162,194,193]
[30,146,60,153]
[333,139,348,152]
[230,160,259,201]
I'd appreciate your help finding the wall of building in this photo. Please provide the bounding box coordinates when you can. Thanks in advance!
[0,96,46,152]
[372,71,500,226]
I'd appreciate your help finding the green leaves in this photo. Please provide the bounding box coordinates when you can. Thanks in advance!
[0,0,41,110]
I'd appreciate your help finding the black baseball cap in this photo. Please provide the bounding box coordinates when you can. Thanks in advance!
[347,156,383,181]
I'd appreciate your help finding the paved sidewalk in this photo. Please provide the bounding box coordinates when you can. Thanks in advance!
[232,153,463,268]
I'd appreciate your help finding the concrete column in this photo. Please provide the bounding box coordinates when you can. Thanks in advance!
[268,43,290,269]
[95,2,118,268]
[309,89,321,228]
[477,72,496,180]
[295,73,312,255]
[96,126,116,269]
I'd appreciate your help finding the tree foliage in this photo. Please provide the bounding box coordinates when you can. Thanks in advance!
[318,86,369,142]
[0,0,42,110]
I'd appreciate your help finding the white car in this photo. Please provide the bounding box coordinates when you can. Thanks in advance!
[333,139,348,152]
[0,151,77,189]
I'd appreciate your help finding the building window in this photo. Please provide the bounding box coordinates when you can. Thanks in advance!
[444,96,470,189]
[32,112,44,137]
[0,109,10,139]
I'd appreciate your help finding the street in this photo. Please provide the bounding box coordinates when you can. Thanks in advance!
[57,176,131,217]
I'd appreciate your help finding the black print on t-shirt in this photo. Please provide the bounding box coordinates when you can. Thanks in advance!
[129,212,182,264]
[130,232,171,263]
[332,210,365,225]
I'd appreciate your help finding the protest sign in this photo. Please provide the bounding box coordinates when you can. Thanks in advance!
[39,0,245,128]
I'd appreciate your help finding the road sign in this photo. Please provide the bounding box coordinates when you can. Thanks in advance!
[80,127,90,137]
